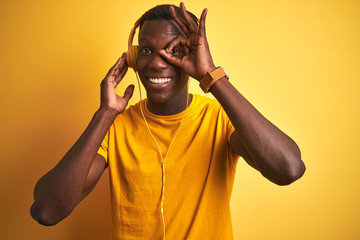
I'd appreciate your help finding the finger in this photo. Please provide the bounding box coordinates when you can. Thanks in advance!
[159,49,183,68]
[107,58,121,76]
[107,53,126,77]
[199,8,208,39]
[114,63,128,85]
[112,53,128,80]
[169,5,190,36]
[123,84,135,102]
[180,2,198,34]
[166,36,189,54]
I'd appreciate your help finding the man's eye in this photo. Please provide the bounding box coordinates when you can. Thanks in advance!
[171,48,181,55]
[140,48,151,54]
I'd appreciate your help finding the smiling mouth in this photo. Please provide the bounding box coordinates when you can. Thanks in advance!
[148,77,173,84]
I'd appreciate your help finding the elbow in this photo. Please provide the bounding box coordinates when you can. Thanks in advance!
[274,158,306,186]
[30,202,64,226]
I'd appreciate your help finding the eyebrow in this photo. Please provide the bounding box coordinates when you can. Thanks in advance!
[138,34,179,45]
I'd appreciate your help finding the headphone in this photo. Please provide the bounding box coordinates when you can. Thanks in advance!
[126,18,141,72]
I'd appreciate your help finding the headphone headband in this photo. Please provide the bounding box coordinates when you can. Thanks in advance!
[127,18,141,51]
[126,18,141,71]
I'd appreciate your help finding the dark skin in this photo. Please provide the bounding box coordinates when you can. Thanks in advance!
[30,2,305,226]
[136,19,192,115]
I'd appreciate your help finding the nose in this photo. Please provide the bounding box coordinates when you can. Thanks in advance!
[149,53,168,69]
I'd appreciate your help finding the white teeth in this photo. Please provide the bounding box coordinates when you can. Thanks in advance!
[148,77,172,84]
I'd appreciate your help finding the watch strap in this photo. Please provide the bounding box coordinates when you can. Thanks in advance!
[199,67,228,93]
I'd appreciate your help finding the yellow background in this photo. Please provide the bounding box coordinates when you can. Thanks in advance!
[1,0,359,239]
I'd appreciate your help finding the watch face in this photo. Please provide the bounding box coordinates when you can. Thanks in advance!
[200,67,229,93]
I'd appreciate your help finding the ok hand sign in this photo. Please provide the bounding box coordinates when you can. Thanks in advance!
[160,2,216,81]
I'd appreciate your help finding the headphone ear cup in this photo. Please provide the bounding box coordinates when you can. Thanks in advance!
[127,45,138,71]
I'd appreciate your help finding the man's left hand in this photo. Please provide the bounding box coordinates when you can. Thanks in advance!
[160,2,216,81]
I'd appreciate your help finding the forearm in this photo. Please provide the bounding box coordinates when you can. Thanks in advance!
[31,107,117,225]
[210,77,305,185]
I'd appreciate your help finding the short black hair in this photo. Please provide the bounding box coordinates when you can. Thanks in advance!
[139,4,198,29]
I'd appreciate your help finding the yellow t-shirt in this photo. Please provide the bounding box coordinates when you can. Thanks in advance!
[98,94,240,240]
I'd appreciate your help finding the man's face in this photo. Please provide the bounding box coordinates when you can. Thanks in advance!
[136,20,189,104]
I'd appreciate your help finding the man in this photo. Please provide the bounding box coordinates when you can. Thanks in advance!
[30,3,305,239]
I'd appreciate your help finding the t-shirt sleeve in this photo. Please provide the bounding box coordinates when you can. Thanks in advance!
[219,106,236,144]
[226,117,236,144]
[97,130,109,164]
[218,105,240,163]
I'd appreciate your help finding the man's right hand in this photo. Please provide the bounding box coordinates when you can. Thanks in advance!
[100,52,134,115]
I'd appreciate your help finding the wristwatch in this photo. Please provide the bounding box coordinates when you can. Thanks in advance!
[199,67,229,93]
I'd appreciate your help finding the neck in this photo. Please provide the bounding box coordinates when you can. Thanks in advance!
[146,89,193,116]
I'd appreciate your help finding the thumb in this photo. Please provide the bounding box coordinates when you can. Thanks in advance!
[123,84,135,102]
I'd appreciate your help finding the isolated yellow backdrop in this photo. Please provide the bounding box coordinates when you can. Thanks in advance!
[1,0,359,239]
